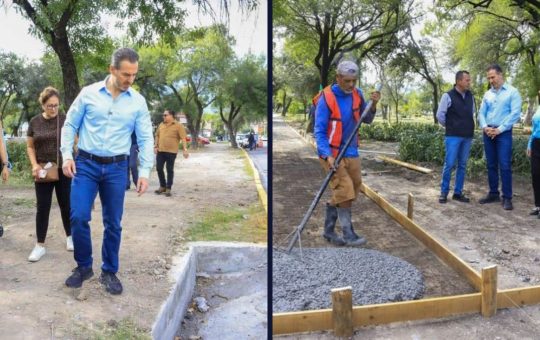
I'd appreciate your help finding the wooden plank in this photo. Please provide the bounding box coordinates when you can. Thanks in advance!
[353,293,482,326]
[273,293,482,334]
[332,287,353,337]
[407,193,414,219]
[481,265,498,317]
[360,183,482,291]
[497,285,540,308]
[273,308,332,335]
[359,149,397,156]
[378,156,433,174]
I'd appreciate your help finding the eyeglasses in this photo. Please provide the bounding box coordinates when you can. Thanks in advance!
[46,104,59,109]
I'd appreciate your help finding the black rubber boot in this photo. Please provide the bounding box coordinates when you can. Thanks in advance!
[337,207,366,246]
[322,204,345,246]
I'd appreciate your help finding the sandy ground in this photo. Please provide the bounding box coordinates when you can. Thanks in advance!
[0,142,261,339]
[273,115,540,339]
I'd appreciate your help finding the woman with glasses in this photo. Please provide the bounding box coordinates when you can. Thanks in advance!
[26,86,73,262]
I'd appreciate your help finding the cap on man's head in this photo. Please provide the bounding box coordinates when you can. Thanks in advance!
[337,61,358,77]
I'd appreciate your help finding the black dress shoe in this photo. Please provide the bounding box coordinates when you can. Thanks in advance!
[452,194,470,203]
[502,198,513,210]
[439,193,447,203]
[530,208,540,215]
[479,194,500,204]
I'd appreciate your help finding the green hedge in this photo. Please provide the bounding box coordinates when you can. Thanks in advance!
[6,140,33,183]
[361,122,531,176]
[359,122,442,142]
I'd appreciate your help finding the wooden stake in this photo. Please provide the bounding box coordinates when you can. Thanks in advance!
[332,286,353,337]
[481,265,497,317]
[407,193,414,219]
[378,156,433,174]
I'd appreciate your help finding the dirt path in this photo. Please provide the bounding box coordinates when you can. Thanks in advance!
[273,115,540,338]
[0,142,262,339]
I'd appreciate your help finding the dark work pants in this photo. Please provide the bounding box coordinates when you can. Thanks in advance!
[126,144,139,188]
[156,152,177,189]
[34,170,71,243]
[531,139,540,207]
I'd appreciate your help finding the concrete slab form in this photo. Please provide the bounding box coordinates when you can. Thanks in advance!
[152,242,267,340]
[273,184,540,336]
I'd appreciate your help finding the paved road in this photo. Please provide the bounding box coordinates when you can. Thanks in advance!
[246,145,268,192]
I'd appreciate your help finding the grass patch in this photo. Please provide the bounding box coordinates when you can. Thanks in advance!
[243,155,255,178]
[186,203,267,243]
[13,197,35,208]
[71,318,150,340]
[3,170,34,187]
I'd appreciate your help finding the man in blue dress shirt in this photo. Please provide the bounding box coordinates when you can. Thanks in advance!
[60,48,154,294]
[478,64,522,210]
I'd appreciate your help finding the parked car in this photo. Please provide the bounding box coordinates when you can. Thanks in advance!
[236,133,249,148]
[186,134,210,145]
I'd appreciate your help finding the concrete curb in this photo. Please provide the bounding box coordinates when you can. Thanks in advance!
[151,247,197,340]
[151,242,267,340]
[240,148,267,213]
[287,120,317,150]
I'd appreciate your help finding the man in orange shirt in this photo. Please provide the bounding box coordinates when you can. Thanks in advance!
[154,109,189,197]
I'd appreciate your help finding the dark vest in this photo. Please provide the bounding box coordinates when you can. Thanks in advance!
[445,87,474,138]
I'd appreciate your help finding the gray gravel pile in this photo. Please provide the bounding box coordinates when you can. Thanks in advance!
[273,248,424,312]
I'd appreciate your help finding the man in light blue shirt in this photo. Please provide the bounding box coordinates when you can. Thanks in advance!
[61,48,154,294]
[477,64,522,210]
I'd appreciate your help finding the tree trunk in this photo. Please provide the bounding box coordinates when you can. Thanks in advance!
[0,93,14,127]
[169,85,185,112]
[14,108,27,137]
[524,97,535,126]
[281,91,287,116]
[283,98,292,116]
[51,29,80,108]
[219,102,241,148]
[431,85,439,124]
[12,1,80,108]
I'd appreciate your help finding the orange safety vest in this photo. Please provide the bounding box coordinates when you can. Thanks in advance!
[321,86,362,158]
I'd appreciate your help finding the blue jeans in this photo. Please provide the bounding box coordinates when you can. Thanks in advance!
[441,136,472,195]
[70,155,128,273]
[483,129,513,199]
[126,144,138,188]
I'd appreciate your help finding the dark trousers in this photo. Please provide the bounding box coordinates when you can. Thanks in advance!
[156,152,177,189]
[126,144,138,188]
[531,139,540,207]
[34,170,71,243]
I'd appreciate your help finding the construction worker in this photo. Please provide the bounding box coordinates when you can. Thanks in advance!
[314,60,380,246]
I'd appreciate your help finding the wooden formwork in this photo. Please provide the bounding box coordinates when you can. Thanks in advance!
[273,183,540,336]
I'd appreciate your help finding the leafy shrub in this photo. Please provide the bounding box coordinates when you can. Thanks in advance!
[360,122,442,142]
[6,140,33,183]
[362,122,531,176]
